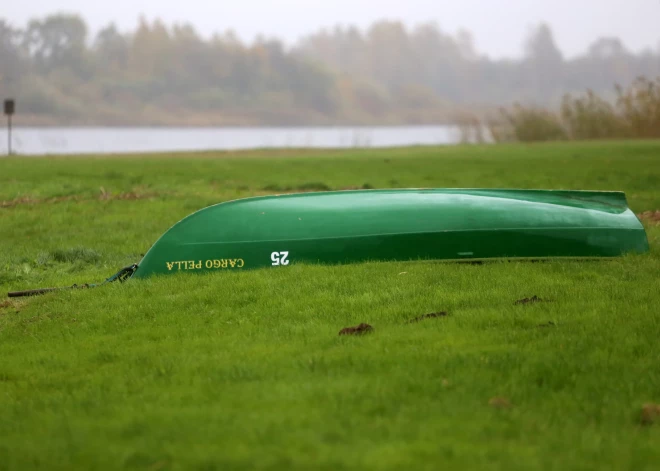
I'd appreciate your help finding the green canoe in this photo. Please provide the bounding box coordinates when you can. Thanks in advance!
[130,189,649,279]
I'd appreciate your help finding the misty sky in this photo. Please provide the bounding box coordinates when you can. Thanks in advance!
[5,0,660,58]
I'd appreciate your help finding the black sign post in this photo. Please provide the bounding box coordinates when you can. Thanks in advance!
[4,99,15,156]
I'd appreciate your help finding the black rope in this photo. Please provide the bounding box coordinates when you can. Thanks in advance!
[7,263,138,298]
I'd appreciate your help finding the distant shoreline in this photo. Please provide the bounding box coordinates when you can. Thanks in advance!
[1,124,482,155]
[5,115,464,128]
[7,123,462,129]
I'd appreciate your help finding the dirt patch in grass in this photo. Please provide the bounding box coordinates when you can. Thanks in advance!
[537,321,556,328]
[408,312,448,323]
[640,403,660,425]
[340,183,375,190]
[261,182,375,194]
[0,299,25,314]
[1,188,164,208]
[295,182,332,192]
[1,195,68,208]
[261,182,331,193]
[515,295,549,305]
[638,210,660,224]
[339,323,373,336]
[489,397,512,409]
[99,187,162,201]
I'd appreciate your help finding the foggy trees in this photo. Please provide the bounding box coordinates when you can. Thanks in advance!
[0,13,658,125]
[523,23,564,99]
[23,15,89,77]
[0,20,26,92]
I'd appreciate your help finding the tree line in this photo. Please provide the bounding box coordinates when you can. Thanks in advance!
[1,13,659,125]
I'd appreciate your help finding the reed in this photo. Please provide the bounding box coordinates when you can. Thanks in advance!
[450,111,489,144]
[488,76,660,142]
[615,76,660,139]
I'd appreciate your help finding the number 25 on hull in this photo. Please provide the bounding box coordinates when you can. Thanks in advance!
[271,251,290,266]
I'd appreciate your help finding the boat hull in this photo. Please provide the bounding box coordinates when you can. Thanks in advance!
[131,189,649,279]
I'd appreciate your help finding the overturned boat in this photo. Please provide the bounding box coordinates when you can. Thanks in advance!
[6,188,650,297]
[129,188,649,279]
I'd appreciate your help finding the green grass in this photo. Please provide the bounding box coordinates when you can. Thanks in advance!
[1,141,660,470]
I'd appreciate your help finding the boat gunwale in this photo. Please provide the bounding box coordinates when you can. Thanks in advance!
[132,255,639,281]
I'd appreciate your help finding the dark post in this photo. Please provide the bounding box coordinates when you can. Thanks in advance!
[4,99,15,156]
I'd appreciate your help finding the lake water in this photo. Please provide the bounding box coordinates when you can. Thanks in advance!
[0,125,488,155]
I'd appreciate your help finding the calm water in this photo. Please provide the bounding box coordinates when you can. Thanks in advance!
[0,125,487,155]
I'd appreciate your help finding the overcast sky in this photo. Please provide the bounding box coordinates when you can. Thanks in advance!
[4,0,660,58]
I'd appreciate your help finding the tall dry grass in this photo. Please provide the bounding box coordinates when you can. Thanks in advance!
[485,76,660,142]
[451,111,489,144]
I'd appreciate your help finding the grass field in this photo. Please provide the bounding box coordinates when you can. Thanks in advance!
[1,141,659,470]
